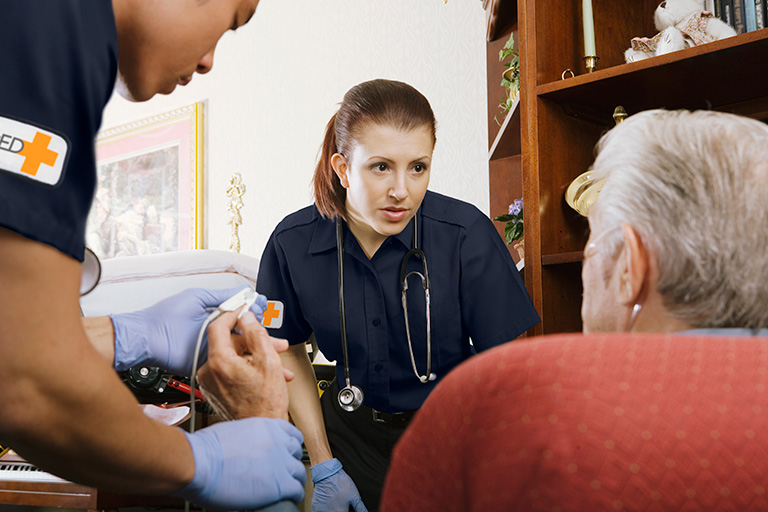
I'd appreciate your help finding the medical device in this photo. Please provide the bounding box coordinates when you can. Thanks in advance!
[335,215,435,413]
[189,286,257,431]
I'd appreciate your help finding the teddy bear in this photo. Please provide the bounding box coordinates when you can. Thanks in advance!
[624,0,736,63]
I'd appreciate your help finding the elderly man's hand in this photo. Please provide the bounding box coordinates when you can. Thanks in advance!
[196,310,293,421]
[110,287,268,376]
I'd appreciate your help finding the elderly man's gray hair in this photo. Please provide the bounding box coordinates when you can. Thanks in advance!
[591,109,768,329]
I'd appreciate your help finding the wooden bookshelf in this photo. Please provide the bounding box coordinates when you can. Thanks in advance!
[488,25,524,267]
[488,0,768,335]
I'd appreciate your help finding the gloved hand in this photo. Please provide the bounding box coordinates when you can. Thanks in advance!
[110,286,268,375]
[173,417,306,510]
[310,458,368,512]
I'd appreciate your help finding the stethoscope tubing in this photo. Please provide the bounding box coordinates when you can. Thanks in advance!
[336,218,353,389]
[335,214,435,412]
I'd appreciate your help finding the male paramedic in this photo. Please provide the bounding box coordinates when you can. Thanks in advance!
[0,1,306,510]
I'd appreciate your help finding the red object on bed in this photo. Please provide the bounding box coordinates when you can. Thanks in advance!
[381,333,768,511]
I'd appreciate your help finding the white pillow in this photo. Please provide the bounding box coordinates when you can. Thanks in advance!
[80,249,260,316]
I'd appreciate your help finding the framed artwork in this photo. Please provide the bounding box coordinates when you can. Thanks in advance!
[87,103,204,259]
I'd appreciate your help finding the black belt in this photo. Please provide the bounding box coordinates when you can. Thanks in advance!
[369,407,417,426]
[327,379,417,427]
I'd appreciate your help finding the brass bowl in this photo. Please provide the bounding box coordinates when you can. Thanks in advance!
[565,171,604,217]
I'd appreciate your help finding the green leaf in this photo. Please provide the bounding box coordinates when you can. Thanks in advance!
[510,221,524,242]
[504,222,515,245]
[493,214,514,222]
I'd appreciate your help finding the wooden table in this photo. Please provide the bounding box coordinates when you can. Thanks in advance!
[0,451,185,511]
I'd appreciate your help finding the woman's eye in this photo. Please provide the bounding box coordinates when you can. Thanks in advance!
[413,164,427,173]
[374,163,388,172]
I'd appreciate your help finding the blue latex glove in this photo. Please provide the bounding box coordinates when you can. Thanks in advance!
[310,458,368,512]
[173,417,306,510]
[110,286,268,375]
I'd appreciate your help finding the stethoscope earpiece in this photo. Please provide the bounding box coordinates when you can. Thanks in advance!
[338,385,364,412]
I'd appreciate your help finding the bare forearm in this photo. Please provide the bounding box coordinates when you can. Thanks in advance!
[0,230,193,494]
[0,309,194,493]
[2,365,194,493]
[281,343,333,466]
[83,316,116,366]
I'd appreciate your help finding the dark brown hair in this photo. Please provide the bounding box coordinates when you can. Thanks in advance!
[313,79,437,219]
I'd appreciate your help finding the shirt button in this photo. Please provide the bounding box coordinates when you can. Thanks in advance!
[372,319,381,327]
[374,363,384,372]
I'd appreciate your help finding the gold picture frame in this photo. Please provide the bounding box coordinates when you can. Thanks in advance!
[87,103,204,259]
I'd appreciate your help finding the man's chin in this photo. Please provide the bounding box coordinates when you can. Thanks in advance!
[114,72,155,102]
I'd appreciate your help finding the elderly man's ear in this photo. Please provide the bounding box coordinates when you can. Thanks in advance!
[616,223,649,306]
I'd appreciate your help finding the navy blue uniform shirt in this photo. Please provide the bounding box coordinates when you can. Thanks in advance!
[0,1,118,261]
[257,191,540,412]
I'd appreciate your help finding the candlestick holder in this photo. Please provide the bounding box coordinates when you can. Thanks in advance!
[584,55,599,73]
[613,106,628,124]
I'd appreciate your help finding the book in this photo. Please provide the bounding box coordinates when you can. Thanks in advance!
[756,0,766,29]
[733,0,746,32]
[745,0,757,30]
[714,0,722,18]
[721,0,735,27]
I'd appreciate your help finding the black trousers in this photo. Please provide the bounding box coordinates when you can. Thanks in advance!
[320,380,415,512]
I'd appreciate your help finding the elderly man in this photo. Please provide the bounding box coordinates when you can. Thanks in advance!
[581,109,768,334]
[379,109,768,511]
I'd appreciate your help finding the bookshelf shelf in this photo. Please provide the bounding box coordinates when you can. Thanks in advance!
[542,251,584,266]
[488,98,520,160]
[537,29,768,125]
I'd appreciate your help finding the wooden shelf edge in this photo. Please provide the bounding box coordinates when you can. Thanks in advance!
[541,251,583,266]
[536,28,768,96]
[486,0,519,42]
[488,97,520,160]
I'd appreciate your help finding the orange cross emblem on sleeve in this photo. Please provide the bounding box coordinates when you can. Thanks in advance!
[262,301,281,328]
[18,132,58,177]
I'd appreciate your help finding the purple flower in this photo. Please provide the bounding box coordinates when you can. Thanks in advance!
[508,198,523,216]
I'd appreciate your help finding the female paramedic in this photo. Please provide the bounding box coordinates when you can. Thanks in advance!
[256,79,540,511]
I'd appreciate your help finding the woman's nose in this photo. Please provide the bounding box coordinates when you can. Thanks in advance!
[389,173,408,201]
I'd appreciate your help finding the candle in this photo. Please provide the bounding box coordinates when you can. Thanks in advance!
[583,0,596,56]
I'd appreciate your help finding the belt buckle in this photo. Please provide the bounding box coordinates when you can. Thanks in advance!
[372,409,387,423]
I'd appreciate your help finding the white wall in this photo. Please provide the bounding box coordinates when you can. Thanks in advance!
[101,0,489,259]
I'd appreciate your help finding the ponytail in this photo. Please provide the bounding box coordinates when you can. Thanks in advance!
[312,113,347,219]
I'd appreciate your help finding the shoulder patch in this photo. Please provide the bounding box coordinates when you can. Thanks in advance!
[261,300,284,329]
[0,114,70,188]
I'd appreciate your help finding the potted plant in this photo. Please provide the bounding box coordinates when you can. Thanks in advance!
[493,198,525,260]
[499,32,520,114]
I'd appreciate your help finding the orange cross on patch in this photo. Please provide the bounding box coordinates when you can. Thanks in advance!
[262,300,284,329]
[18,132,58,177]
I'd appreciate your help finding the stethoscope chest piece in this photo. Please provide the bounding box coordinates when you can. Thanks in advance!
[338,384,364,412]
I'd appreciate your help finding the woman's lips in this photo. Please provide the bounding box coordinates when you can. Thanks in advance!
[381,208,408,222]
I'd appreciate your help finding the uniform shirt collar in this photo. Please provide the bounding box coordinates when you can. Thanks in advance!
[307,208,418,255]
[307,209,337,255]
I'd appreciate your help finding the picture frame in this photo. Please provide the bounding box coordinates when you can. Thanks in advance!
[87,103,204,259]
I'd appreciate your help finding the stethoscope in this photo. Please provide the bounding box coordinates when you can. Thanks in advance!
[335,215,436,412]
